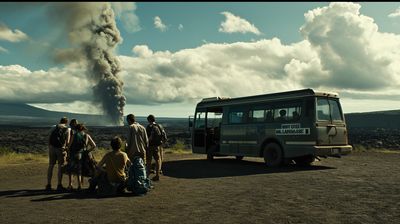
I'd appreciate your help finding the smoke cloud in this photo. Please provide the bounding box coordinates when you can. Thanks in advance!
[49,2,126,125]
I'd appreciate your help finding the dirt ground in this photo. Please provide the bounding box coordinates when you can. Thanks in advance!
[0,152,399,224]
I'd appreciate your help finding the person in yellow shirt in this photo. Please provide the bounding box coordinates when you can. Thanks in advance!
[88,136,131,194]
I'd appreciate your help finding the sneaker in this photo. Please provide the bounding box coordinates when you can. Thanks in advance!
[159,170,163,175]
[56,184,67,192]
[45,184,52,191]
[152,175,160,181]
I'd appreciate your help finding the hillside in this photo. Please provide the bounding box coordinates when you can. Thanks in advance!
[345,110,400,129]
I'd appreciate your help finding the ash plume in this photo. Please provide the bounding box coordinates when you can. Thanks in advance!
[50,3,126,125]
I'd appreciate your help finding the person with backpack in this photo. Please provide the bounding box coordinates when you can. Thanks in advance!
[67,123,96,191]
[126,114,148,163]
[46,117,71,192]
[146,114,167,181]
[88,136,131,196]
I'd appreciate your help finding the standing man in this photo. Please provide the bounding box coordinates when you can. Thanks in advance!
[146,114,165,181]
[46,117,70,192]
[126,114,148,163]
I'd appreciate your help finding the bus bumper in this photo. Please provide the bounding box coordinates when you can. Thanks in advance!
[313,145,352,157]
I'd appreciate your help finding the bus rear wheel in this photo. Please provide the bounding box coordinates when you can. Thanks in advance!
[263,143,283,167]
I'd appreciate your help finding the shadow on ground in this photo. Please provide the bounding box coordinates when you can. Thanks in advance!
[163,158,335,179]
[0,189,142,201]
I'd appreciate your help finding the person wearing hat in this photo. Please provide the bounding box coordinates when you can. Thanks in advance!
[67,123,96,190]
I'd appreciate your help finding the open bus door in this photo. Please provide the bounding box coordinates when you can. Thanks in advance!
[192,108,223,158]
[192,109,206,154]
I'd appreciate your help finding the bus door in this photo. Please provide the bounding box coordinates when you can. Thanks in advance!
[192,110,206,154]
[206,108,223,155]
[316,97,348,146]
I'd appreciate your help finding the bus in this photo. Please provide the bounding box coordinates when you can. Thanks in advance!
[190,89,352,166]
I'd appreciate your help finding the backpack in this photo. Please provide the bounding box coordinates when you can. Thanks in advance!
[70,132,87,153]
[49,125,68,148]
[151,124,167,146]
[126,157,152,195]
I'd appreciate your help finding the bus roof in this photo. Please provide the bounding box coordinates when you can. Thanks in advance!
[197,88,338,108]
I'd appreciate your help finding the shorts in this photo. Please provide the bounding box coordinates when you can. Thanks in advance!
[49,146,67,165]
[147,145,161,161]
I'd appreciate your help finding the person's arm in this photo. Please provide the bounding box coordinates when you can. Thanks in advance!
[86,134,96,151]
[126,126,132,150]
[143,126,149,147]
[65,128,71,147]
[96,154,107,172]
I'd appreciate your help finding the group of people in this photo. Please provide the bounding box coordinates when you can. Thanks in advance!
[45,113,167,195]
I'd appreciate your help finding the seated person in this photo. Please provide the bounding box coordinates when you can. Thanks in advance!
[292,111,300,121]
[276,109,287,122]
[88,136,131,194]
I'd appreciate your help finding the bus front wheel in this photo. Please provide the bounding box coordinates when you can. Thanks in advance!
[263,143,283,167]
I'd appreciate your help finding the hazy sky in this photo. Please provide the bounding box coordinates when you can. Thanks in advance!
[1,2,400,118]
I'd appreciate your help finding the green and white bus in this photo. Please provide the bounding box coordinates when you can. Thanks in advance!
[190,89,352,166]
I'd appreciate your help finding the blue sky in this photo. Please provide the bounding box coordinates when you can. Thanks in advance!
[1,2,400,119]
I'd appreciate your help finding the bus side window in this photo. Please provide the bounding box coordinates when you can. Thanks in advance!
[229,111,244,124]
[265,110,273,122]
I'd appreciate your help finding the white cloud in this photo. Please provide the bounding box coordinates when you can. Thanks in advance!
[154,16,167,32]
[0,64,92,104]
[0,46,8,53]
[2,2,400,115]
[111,2,141,32]
[219,11,261,35]
[132,45,154,58]
[388,7,400,18]
[178,24,184,31]
[0,23,29,42]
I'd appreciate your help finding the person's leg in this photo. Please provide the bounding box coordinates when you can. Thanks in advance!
[56,149,66,186]
[68,173,73,189]
[46,146,56,189]
[153,146,161,181]
[146,150,152,177]
[159,146,164,174]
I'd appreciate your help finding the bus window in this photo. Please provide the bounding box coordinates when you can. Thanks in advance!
[229,111,244,124]
[265,109,274,122]
[207,112,223,128]
[317,98,330,121]
[288,107,301,121]
[274,105,301,122]
[195,112,206,128]
[329,99,343,121]
[249,109,265,123]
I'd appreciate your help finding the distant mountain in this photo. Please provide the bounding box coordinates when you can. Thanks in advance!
[0,103,188,127]
[345,110,400,129]
[0,103,111,127]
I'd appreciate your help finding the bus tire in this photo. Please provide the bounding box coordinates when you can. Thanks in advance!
[263,143,283,167]
[235,156,244,160]
[294,155,315,166]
